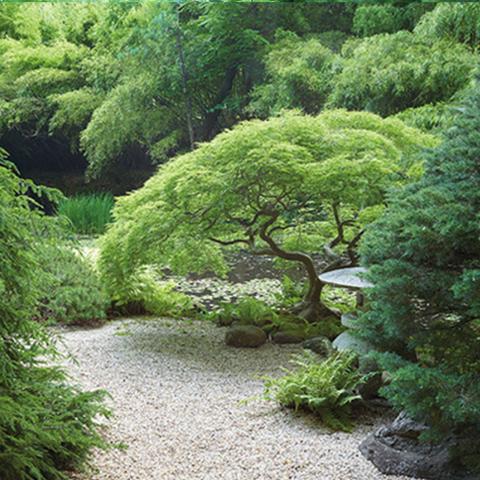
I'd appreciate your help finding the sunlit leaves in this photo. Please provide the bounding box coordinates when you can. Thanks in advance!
[99,109,433,305]
[249,32,335,117]
[328,31,475,116]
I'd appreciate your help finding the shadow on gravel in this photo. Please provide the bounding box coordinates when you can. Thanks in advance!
[115,318,298,377]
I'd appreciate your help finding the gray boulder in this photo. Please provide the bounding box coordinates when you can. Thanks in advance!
[272,331,304,344]
[302,336,334,357]
[225,325,267,348]
[360,412,476,479]
[341,313,358,329]
[333,331,383,399]
[332,331,373,356]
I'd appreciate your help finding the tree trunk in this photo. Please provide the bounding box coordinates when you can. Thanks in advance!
[203,65,238,140]
[258,217,338,323]
[293,274,338,323]
[174,5,195,150]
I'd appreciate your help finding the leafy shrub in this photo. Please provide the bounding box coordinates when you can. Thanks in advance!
[141,280,194,318]
[0,35,86,138]
[57,192,114,235]
[249,32,335,117]
[49,88,103,149]
[262,351,364,431]
[0,379,110,480]
[80,77,175,178]
[393,102,458,132]
[353,4,432,37]
[328,31,475,116]
[0,154,108,479]
[110,265,194,318]
[36,241,109,326]
[14,67,81,98]
[415,3,480,48]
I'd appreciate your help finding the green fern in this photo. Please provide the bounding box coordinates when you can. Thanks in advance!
[207,297,278,327]
[262,351,364,432]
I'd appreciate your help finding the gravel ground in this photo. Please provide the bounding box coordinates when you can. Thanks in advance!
[61,318,409,480]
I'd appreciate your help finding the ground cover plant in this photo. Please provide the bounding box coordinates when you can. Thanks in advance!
[206,297,279,328]
[206,288,346,341]
[0,151,108,480]
[57,192,114,235]
[261,351,365,432]
[99,109,434,322]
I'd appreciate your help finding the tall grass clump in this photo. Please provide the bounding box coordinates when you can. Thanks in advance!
[58,193,114,235]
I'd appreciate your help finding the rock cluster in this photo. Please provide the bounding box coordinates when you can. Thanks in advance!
[360,412,476,480]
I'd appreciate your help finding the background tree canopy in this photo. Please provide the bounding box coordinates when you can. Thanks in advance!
[0,1,477,191]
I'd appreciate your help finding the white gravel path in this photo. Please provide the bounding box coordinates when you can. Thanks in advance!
[61,318,409,480]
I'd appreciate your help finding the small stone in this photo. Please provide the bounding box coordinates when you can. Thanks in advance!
[302,336,334,356]
[341,313,358,329]
[225,325,267,348]
[272,331,304,344]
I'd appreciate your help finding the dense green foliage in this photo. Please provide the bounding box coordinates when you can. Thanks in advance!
[392,102,457,133]
[262,351,364,432]
[358,82,480,471]
[352,3,432,37]
[99,109,434,320]
[0,152,108,479]
[328,31,474,117]
[0,2,479,476]
[209,297,279,328]
[415,3,480,48]
[58,192,114,235]
[1,2,476,181]
[206,293,344,340]
[135,278,193,318]
[36,241,109,325]
[249,31,335,117]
